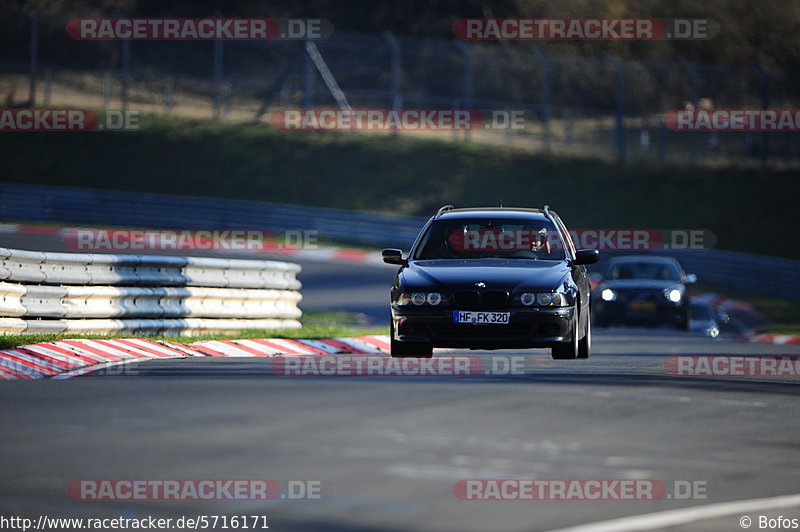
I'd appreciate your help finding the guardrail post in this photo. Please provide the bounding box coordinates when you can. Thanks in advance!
[755,63,770,166]
[531,47,550,151]
[453,40,474,143]
[213,39,224,119]
[605,55,626,162]
[383,31,403,135]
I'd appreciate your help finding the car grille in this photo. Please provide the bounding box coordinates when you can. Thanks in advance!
[617,289,659,301]
[453,290,509,309]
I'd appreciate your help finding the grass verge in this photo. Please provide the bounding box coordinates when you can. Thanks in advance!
[0,311,386,351]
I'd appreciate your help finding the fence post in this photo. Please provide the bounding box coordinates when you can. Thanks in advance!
[121,39,130,113]
[679,58,699,159]
[605,56,626,162]
[164,77,174,111]
[531,47,550,151]
[303,47,314,110]
[383,31,402,135]
[27,10,38,106]
[43,67,52,105]
[102,72,110,108]
[453,40,474,143]
[213,39,223,119]
[755,63,770,166]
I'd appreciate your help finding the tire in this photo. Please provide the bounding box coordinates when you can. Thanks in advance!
[578,314,591,359]
[390,322,433,358]
[552,317,579,360]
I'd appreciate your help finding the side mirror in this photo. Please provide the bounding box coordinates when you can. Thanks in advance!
[686,273,698,284]
[573,249,599,266]
[382,248,407,266]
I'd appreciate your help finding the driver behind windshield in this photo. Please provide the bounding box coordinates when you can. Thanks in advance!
[414,219,565,260]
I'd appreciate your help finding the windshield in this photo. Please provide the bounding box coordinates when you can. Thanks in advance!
[605,261,682,281]
[412,218,566,260]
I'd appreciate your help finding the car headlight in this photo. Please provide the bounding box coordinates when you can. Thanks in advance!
[601,288,617,302]
[665,288,682,303]
[426,292,442,305]
[398,292,443,306]
[518,292,568,307]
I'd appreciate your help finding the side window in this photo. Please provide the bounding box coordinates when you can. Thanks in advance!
[552,214,576,257]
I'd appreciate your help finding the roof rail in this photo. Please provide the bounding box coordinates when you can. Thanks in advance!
[435,205,454,218]
[543,204,556,224]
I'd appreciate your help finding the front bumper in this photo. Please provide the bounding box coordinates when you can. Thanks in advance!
[391,305,576,349]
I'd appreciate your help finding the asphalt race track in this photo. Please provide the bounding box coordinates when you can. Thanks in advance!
[1,233,800,531]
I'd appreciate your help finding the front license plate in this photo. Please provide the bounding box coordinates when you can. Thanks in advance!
[629,301,657,312]
[453,311,510,325]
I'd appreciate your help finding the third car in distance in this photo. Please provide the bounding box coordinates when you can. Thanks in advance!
[592,255,696,330]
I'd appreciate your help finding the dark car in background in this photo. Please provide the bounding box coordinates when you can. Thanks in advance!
[689,300,731,338]
[592,256,696,330]
[382,205,598,359]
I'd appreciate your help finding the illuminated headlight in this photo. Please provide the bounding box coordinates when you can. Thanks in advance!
[426,292,442,305]
[520,293,536,306]
[411,292,426,306]
[601,288,617,302]
[665,288,682,303]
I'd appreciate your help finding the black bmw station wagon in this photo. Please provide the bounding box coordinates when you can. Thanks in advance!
[383,206,599,359]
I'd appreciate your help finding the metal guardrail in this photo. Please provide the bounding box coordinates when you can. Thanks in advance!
[0,246,302,335]
[1,182,799,301]
[0,183,422,249]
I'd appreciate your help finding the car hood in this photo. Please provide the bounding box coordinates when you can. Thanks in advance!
[597,279,683,291]
[400,259,570,292]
